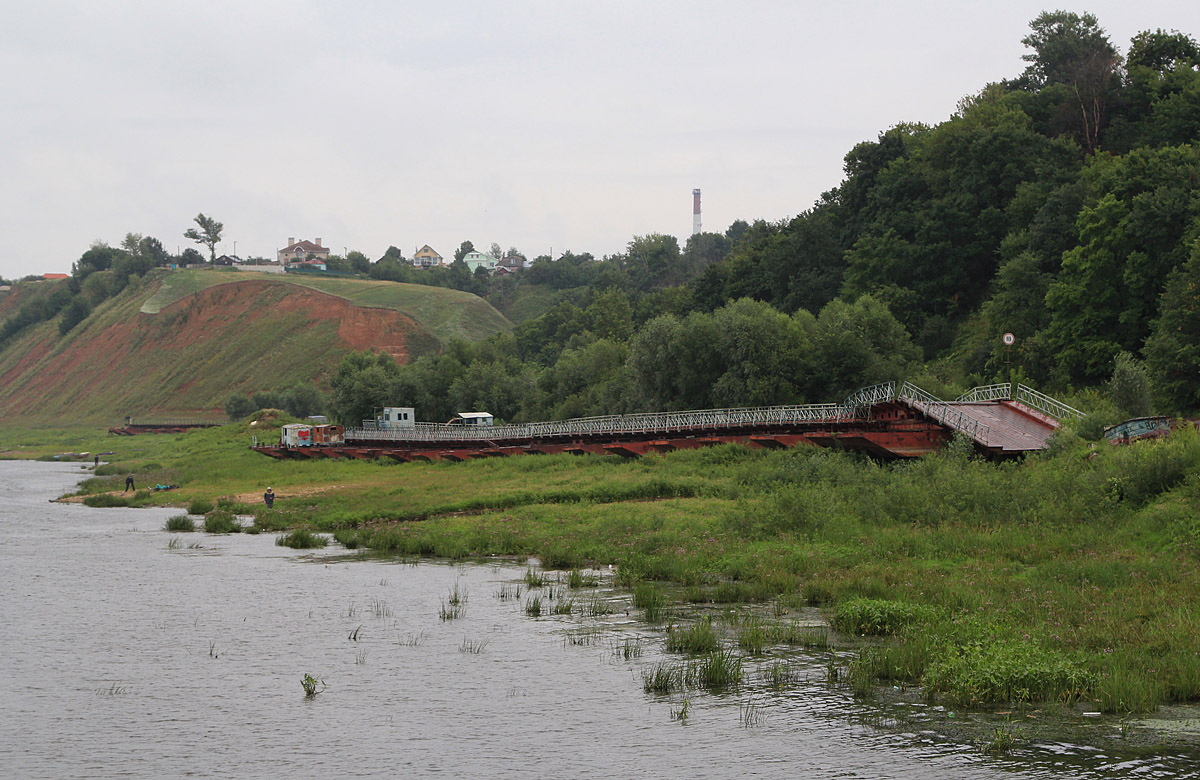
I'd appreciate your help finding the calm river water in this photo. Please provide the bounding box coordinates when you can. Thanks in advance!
[1,460,1197,779]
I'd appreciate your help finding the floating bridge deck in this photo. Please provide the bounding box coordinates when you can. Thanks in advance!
[252,382,1082,463]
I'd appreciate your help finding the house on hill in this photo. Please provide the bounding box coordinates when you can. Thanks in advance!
[278,237,331,265]
[412,245,443,268]
[496,255,527,274]
[462,250,498,274]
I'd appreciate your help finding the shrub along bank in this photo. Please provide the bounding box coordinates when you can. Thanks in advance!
[9,416,1200,713]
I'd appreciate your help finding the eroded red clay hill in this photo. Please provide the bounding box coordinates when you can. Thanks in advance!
[0,280,426,420]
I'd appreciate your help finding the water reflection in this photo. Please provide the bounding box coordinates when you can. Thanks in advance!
[0,461,1196,779]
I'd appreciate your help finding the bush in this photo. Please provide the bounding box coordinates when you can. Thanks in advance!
[188,498,214,515]
[204,510,240,534]
[164,515,195,532]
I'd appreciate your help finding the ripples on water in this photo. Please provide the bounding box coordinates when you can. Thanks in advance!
[0,461,1196,779]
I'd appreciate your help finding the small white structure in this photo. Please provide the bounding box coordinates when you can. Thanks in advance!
[376,407,415,429]
[281,423,314,447]
[449,411,493,427]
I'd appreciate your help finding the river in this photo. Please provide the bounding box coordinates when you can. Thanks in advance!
[0,460,1196,779]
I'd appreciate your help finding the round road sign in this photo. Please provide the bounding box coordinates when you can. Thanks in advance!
[1002,332,1015,346]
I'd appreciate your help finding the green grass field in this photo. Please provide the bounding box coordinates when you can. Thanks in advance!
[11,416,1200,714]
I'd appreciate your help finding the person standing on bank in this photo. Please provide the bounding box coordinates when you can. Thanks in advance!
[264,487,275,509]
[124,475,134,492]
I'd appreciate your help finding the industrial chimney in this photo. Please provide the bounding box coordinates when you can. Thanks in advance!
[692,189,702,235]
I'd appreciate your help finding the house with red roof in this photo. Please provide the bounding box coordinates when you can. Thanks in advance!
[277,237,331,265]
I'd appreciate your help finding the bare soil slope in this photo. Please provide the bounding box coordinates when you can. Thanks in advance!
[0,277,460,423]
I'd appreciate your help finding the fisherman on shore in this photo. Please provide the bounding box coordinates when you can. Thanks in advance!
[264,487,275,509]
[124,475,134,492]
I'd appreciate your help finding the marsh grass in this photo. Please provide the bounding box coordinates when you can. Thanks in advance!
[447,581,467,606]
[495,584,522,601]
[524,595,542,617]
[581,596,613,617]
[761,660,800,688]
[524,568,547,588]
[642,661,685,694]
[440,600,465,621]
[565,625,606,646]
[276,528,326,548]
[460,637,490,654]
[164,514,194,532]
[566,569,599,588]
[832,598,935,637]
[978,722,1023,756]
[633,583,668,622]
[739,695,766,727]
[737,617,768,656]
[369,597,392,619]
[551,599,574,615]
[396,631,426,647]
[686,646,744,690]
[613,636,644,660]
[670,697,690,723]
[188,498,215,515]
[355,648,368,665]
[666,617,720,654]
[203,510,239,534]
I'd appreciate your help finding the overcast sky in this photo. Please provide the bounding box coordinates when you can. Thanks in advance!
[1,1,1196,279]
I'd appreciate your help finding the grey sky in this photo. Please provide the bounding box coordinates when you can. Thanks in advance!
[1,1,1195,279]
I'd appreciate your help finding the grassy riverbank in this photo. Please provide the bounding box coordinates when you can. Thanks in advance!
[8,416,1200,714]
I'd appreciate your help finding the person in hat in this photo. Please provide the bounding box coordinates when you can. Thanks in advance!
[264,487,275,509]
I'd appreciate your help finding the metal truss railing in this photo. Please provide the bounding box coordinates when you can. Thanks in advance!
[344,383,903,446]
[1014,384,1085,420]
[955,382,1085,420]
[898,382,992,446]
[956,383,1012,403]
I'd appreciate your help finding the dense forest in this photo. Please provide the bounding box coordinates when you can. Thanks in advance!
[328,12,1200,428]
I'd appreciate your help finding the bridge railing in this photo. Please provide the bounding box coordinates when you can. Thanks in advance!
[1014,384,1085,420]
[346,399,867,445]
[956,384,1011,403]
[898,382,992,446]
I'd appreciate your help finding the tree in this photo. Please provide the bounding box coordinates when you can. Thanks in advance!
[454,241,475,263]
[1145,243,1200,412]
[184,213,224,263]
[1109,351,1152,418]
[1017,11,1122,153]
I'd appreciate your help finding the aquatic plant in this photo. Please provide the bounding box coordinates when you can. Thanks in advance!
[686,646,744,690]
[977,722,1023,756]
[566,569,598,588]
[831,598,935,637]
[83,494,131,508]
[203,510,239,534]
[164,514,194,532]
[581,596,613,617]
[447,581,467,606]
[670,697,690,723]
[276,528,326,548]
[355,648,368,665]
[666,617,719,654]
[523,568,546,588]
[301,673,325,697]
[632,583,668,622]
[551,599,574,615]
[460,637,490,654]
[524,595,542,617]
[495,583,522,601]
[739,695,765,727]
[642,661,685,694]
[761,660,800,688]
[737,617,768,656]
[188,498,214,515]
[369,597,392,619]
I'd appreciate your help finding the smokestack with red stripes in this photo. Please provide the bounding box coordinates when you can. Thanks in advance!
[692,188,701,235]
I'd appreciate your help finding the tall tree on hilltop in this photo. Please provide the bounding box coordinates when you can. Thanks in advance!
[1018,11,1122,153]
[184,213,224,263]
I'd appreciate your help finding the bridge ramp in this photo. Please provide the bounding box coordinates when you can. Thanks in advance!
[947,401,1059,453]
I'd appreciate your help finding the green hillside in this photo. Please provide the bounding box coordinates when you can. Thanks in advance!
[0,270,512,424]
[140,268,510,344]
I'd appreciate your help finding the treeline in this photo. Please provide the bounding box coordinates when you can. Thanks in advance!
[328,294,919,426]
